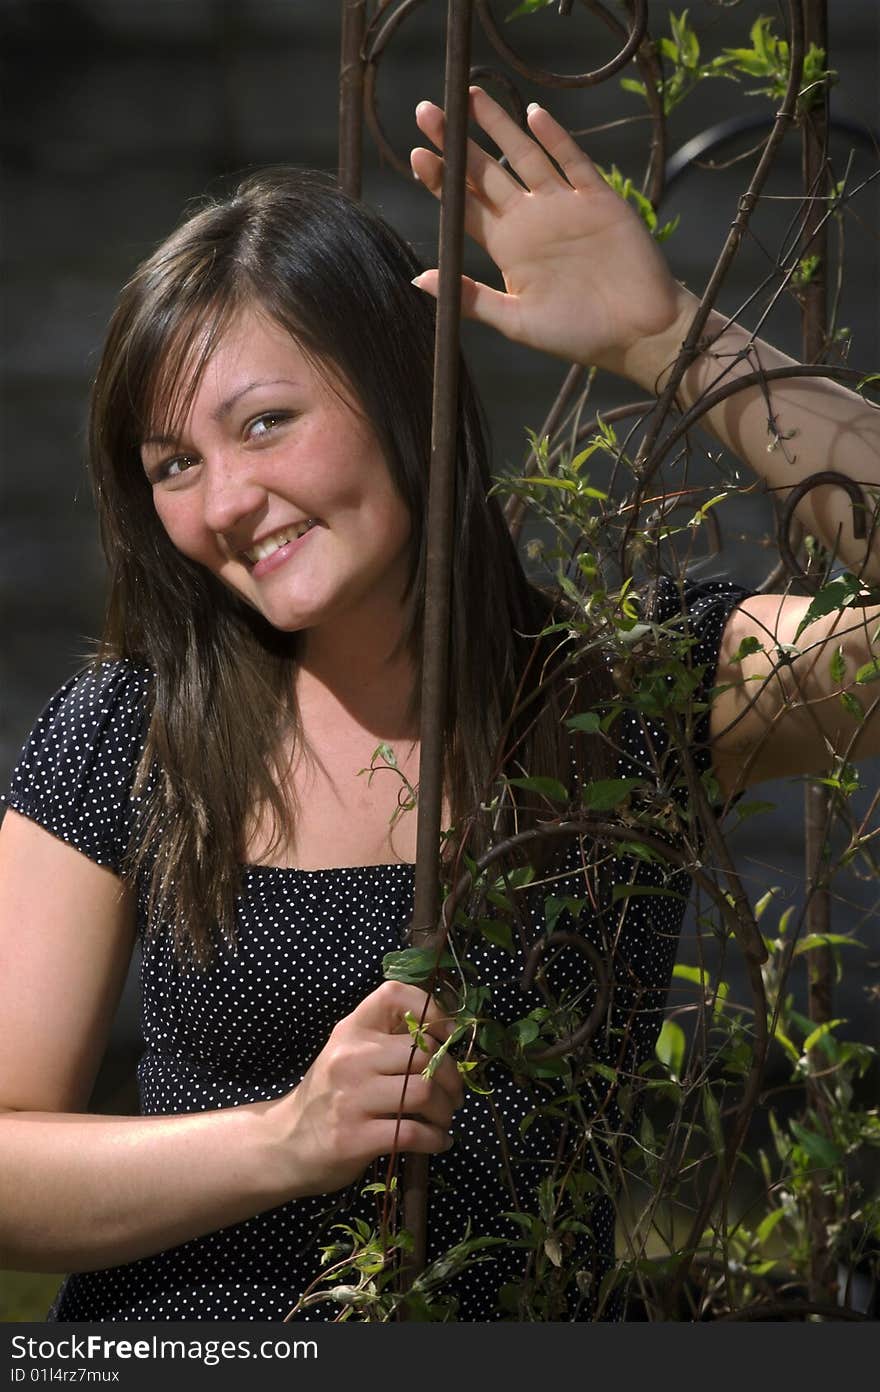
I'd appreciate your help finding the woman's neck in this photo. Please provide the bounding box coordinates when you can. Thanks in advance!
[295,629,419,745]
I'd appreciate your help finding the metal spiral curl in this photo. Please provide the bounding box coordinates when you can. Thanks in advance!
[475,0,647,89]
[777,469,870,589]
[519,930,610,1060]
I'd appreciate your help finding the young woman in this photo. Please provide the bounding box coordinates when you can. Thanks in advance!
[1,88,877,1322]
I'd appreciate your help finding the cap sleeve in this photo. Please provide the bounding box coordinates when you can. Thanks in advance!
[648,573,753,784]
[607,565,751,807]
[2,661,153,873]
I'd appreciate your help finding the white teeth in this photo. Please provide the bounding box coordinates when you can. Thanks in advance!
[245,520,315,564]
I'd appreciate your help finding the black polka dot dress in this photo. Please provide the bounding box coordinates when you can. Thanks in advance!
[2,578,750,1321]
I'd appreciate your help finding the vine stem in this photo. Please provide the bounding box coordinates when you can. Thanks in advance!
[619,0,806,569]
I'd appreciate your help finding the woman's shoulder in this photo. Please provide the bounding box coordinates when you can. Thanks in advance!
[647,571,753,625]
[18,657,155,751]
[2,658,155,872]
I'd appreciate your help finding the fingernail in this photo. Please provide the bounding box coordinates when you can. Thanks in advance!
[527,102,541,114]
[415,100,431,115]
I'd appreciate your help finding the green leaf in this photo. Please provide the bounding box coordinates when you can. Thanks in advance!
[855,657,880,684]
[840,690,864,721]
[590,1062,620,1084]
[640,1110,659,1180]
[754,887,781,922]
[794,574,864,639]
[506,775,569,802]
[793,933,864,957]
[531,1056,569,1078]
[520,474,578,491]
[580,777,643,811]
[458,1065,495,1096]
[713,979,730,1020]
[829,646,847,685]
[565,712,602,734]
[772,1025,800,1063]
[361,1177,397,1196]
[617,840,667,865]
[382,947,454,985]
[775,642,801,663]
[673,964,711,988]
[755,1206,786,1247]
[789,1121,844,1168]
[802,1017,847,1055]
[544,895,586,934]
[475,916,515,954]
[654,214,681,244]
[703,1087,725,1160]
[735,800,776,822]
[655,1018,686,1078]
[511,1017,541,1047]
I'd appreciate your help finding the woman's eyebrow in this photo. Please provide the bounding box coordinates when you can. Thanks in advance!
[212,377,300,421]
[140,378,300,450]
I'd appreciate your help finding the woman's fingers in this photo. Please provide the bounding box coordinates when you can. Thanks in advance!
[340,982,465,1136]
[523,101,604,192]
[410,148,504,269]
[465,86,570,194]
[364,1116,454,1158]
[414,98,522,212]
[410,269,517,340]
[351,979,452,1036]
[414,87,595,203]
[370,1072,458,1131]
[393,1030,464,1110]
[351,981,462,1081]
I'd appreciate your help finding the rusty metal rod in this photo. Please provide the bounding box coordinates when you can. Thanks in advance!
[799,0,838,1312]
[401,0,475,1293]
[338,0,367,198]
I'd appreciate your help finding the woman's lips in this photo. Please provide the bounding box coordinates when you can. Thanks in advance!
[249,522,319,579]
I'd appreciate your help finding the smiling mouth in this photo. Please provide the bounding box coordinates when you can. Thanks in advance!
[243,519,317,565]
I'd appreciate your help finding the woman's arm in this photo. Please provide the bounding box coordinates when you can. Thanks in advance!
[410,88,880,582]
[0,811,461,1273]
[622,289,880,583]
[710,595,880,797]
[411,87,879,787]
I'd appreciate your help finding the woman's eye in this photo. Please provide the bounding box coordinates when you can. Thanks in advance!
[157,455,197,482]
[247,412,290,440]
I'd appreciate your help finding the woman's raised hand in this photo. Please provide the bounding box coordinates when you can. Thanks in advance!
[269,980,464,1198]
[410,86,685,376]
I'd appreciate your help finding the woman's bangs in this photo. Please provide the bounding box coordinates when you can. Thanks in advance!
[138,298,237,451]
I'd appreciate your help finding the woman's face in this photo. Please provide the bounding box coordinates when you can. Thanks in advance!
[140,306,413,638]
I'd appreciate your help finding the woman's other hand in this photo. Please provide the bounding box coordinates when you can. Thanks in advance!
[267,980,464,1198]
[410,86,687,377]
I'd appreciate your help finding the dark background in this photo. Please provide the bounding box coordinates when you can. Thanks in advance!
[1,0,878,1240]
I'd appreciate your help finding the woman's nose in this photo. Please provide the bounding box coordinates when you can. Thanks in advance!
[201,455,267,538]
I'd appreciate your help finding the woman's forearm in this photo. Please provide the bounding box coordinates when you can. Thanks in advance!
[0,1100,290,1273]
[618,286,880,581]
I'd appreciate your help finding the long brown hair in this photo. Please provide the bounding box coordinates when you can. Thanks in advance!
[88,167,609,963]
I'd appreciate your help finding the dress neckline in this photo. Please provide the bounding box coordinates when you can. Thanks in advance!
[241,860,416,876]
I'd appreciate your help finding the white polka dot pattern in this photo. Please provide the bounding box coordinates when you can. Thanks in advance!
[1,578,750,1321]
